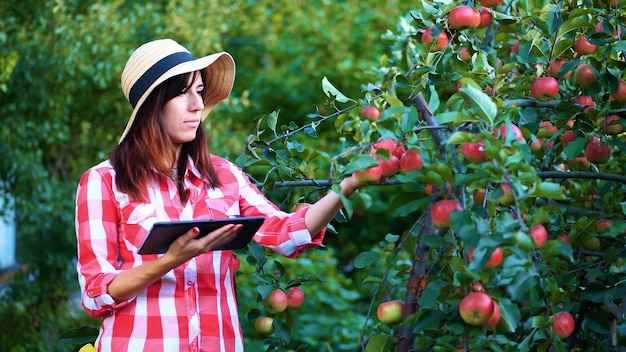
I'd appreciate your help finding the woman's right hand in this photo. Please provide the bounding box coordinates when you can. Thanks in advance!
[164,224,243,265]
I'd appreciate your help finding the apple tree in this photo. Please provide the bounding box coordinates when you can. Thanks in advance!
[236,0,626,350]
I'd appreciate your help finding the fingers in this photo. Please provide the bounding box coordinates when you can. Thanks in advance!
[167,224,242,260]
[198,224,242,252]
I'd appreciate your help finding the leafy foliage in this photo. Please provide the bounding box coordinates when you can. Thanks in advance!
[2,0,626,351]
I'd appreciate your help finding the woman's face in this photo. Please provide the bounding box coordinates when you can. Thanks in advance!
[160,73,205,145]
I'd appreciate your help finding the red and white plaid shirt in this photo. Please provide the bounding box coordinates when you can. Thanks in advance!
[75,155,324,352]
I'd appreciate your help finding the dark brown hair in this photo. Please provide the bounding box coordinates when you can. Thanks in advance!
[110,71,220,203]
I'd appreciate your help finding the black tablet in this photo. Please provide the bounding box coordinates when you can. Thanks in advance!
[137,216,265,255]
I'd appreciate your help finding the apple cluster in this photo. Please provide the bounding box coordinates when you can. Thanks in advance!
[254,286,306,336]
[459,291,501,328]
[353,134,424,184]
[420,0,503,53]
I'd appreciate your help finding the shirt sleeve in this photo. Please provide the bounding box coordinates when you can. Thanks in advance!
[225,162,326,258]
[75,167,133,318]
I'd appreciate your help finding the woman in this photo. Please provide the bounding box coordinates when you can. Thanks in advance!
[75,38,363,351]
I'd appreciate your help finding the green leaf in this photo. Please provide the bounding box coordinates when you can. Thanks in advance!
[365,334,395,352]
[531,315,550,328]
[273,318,292,342]
[428,85,440,112]
[390,196,429,217]
[343,155,379,173]
[321,76,353,103]
[552,39,573,60]
[497,297,521,333]
[529,181,567,200]
[447,131,475,145]
[539,240,573,261]
[354,251,381,268]
[557,16,594,40]
[421,234,447,248]
[506,270,536,300]
[583,310,612,334]
[418,279,447,308]
[267,110,279,136]
[382,92,405,107]
[563,137,586,160]
[412,310,447,334]
[435,111,461,125]
[459,85,497,123]
[57,326,99,345]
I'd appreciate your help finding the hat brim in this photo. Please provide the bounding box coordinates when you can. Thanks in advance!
[118,52,235,143]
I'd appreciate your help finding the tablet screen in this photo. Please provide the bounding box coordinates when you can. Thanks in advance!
[137,216,265,255]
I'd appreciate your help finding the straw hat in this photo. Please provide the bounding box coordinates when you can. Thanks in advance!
[119,38,235,143]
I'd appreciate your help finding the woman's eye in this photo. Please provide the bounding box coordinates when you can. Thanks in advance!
[196,89,204,96]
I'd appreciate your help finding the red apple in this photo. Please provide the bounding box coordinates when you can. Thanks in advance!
[399,149,424,172]
[361,106,381,122]
[448,6,481,29]
[596,21,623,37]
[552,311,575,339]
[371,139,406,177]
[496,123,525,143]
[529,224,548,249]
[379,155,400,177]
[511,40,520,54]
[459,47,472,61]
[459,292,495,326]
[354,165,383,184]
[431,199,463,228]
[602,115,623,135]
[574,64,597,89]
[461,141,487,163]
[372,139,406,159]
[568,156,590,171]
[537,121,558,138]
[472,282,485,292]
[469,247,504,268]
[561,130,578,146]
[597,219,612,233]
[377,300,405,325]
[547,58,571,79]
[497,183,514,206]
[262,288,288,314]
[558,234,572,244]
[286,286,305,309]
[531,77,559,101]
[573,37,596,55]
[424,184,433,195]
[254,317,275,335]
[479,0,503,6]
[610,80,626,104]
[483,300,501,328]
[473,189,486,205]
[584,140,610,164]
[422,27,449,51]
[574,95,596,113]
[598,0,617,9]
[478,8,493,28]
